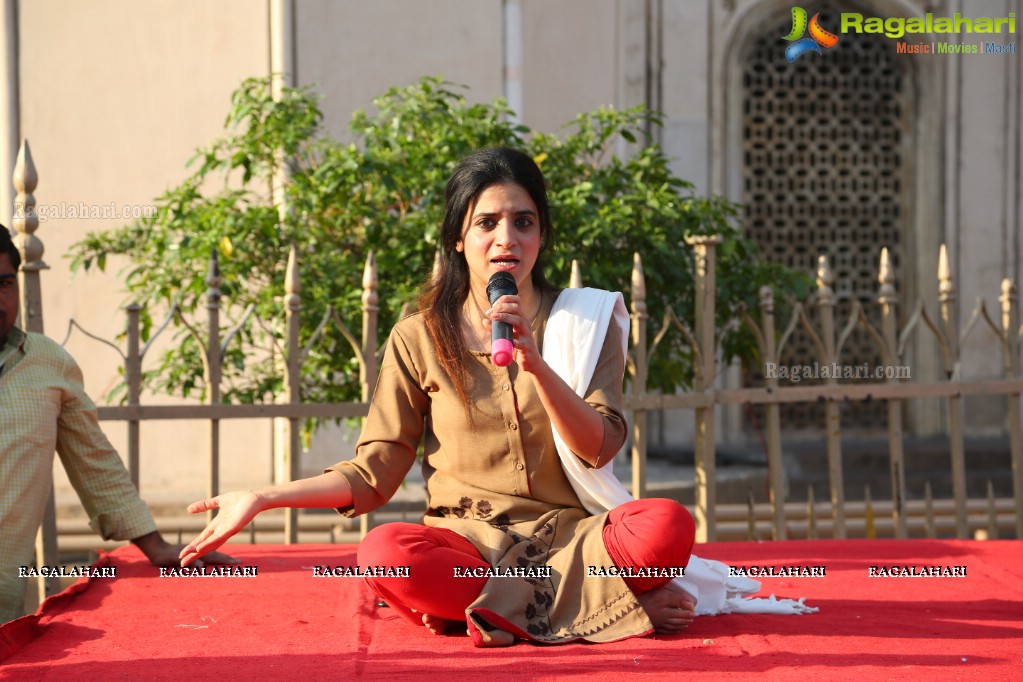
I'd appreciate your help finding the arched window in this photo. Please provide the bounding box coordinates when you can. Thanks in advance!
[741,5,911,431]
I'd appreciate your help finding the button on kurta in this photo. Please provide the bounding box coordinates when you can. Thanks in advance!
[515,462,524,470]
[509,422,518,430]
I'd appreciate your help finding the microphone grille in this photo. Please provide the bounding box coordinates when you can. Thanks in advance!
[486,272,517,300]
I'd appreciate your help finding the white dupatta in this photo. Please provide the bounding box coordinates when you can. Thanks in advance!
[542,287,816,616]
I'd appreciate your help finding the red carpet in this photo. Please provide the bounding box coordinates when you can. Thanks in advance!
[1,540,1021,681]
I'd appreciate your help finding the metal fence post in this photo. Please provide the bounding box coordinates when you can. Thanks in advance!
[759,286,786,539]
[938,244,968,538]
[205,251,222,526]
[125,303,142,490]
[816,255,846,538]
[686,235,719,542]
[630,253,648,501]
[14,140,59,601]
[361,252,379,401]
[1000,278,1023,538]
[359,252,378,539]
[284,246,301,543]
[878,248,907,538]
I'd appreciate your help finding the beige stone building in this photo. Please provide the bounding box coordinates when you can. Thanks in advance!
[2,0,1020,509]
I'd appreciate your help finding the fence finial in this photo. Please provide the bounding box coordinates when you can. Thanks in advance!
[938,243,955,302]
[362,251,379,311]
[13,140,45,267]
[999,278,1016,313]
[285,245,300,294]
[569,260,582,288]
[631,252,646,315]
[878,247,896,304]
[816,254,835,306]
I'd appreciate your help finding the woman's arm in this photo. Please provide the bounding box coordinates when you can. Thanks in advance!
[487,294,625,468]
[180,321,430,566]
[526,360,610,466]
[179,472,352,566]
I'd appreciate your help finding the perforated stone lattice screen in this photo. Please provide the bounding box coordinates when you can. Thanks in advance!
[740,6,908,432]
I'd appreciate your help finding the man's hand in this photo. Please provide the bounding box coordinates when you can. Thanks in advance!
[132,530,238,568]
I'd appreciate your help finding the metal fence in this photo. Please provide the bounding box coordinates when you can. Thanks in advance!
[10,138,1023,596]
[625,237,1023,543]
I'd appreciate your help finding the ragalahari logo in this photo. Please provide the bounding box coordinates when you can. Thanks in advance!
[783,7,840,62]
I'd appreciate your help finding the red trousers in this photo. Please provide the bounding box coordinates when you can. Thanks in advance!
[356,498,695,625]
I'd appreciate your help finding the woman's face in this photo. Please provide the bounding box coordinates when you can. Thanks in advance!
[456,182,542,298]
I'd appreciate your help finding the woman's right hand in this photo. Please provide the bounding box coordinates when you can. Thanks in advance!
[179,491,266,566]
[179,472,354,566]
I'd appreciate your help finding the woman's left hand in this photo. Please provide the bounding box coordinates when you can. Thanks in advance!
[484,294,544,373]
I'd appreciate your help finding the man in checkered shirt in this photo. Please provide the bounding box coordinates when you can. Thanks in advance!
[0,226,234,623]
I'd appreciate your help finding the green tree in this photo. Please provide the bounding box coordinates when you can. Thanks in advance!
[70,76,810,405]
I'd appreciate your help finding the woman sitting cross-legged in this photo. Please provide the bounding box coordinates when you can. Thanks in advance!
[180,146,697,647]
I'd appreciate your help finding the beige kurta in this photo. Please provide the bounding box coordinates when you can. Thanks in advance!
[328,288,654,643]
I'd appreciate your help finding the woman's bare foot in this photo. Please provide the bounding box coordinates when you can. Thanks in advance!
[638,583,696,634]
[412,609,460,635]
[474,625,515,650]
[467,626,515,647]
[467,613,516,647]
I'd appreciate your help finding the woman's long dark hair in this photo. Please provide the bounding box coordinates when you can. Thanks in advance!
[418,147,558,408]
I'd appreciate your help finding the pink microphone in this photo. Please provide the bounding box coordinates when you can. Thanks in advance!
[486,272,517,367]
